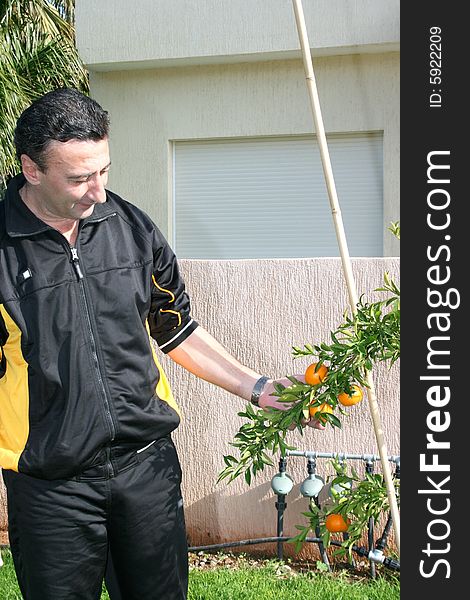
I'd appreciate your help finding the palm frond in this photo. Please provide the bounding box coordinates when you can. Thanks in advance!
[0,1,88,188]
[1,0,74,40]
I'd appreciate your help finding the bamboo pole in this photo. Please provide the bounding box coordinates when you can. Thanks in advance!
[291,0,400,554]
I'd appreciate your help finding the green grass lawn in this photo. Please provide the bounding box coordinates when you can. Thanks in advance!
[0,548,399,600]
[188,566,400,600]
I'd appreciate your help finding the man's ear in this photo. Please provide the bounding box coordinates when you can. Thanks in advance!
[20,154,42,186]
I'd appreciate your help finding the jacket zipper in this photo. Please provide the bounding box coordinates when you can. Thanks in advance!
[70,246,116,441]
[105,445,115,478]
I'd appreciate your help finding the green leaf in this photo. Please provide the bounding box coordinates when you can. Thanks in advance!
[325,413,342,428]
[223,455,238,467]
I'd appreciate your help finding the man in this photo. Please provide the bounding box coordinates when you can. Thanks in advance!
[0,88,321,599]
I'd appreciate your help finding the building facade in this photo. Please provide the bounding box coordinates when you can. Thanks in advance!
[75,0,400,258]
[0,0,402,553]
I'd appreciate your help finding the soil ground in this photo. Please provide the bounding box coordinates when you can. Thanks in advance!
[188,550,398,583]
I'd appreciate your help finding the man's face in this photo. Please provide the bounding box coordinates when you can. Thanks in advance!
[28,137,111,221]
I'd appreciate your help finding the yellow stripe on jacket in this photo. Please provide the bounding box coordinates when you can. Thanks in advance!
[0,305,29,471]
[145,321,181,418]
[151,275,182,328]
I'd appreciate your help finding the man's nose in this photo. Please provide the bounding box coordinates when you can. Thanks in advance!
[87,175,107,203]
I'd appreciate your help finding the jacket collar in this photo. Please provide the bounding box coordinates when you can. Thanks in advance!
[4,173,116,238]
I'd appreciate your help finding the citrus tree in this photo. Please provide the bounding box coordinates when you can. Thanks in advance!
[218,223,400,553]
[291,456,400,556]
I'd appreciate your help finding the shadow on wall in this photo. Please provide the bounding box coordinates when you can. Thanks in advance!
[185,476,398,561]
[185,477,321,547]
[185,480,273,547]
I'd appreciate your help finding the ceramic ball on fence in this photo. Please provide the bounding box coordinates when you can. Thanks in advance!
[300,474,325,498]
[271,471,294,495]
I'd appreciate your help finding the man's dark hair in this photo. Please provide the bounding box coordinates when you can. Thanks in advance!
[14,88,110,171]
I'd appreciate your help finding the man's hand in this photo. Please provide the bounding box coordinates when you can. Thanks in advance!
[168,327,325,431]
[258,375,325,430]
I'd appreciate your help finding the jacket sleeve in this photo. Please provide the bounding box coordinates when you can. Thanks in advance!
[147,228,199,353]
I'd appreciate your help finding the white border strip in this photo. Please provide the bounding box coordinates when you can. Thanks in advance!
[159,319,195,350]
[136,440,156,454]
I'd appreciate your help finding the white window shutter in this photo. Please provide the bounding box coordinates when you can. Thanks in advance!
[174,133,383,258]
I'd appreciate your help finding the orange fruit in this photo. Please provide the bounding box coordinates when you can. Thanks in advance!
[338,385,363,406]
[325,513,350,533]
[305,363,328,386]
[309,402,333,418]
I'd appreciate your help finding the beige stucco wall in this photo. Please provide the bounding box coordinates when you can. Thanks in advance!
[86,51,399,256]
[1,258,399,553]
[76,0,399,68]
[75,1,400,256]
[162,257,400,554]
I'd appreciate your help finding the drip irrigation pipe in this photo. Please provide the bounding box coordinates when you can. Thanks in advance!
[285,451,400,464]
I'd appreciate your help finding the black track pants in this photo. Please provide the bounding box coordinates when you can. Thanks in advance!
[3,436,188,600]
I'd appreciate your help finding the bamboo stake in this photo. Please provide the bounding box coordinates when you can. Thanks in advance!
[291,0,400,554]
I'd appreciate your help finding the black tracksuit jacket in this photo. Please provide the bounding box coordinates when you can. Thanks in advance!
[0,174,198,479]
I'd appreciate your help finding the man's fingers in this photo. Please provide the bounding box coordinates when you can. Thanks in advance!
[288,417,325,431]
[261,376,326,433]
[308,418,325,430]
[288,418,309,430]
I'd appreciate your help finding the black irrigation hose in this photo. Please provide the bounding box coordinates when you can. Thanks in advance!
[188,536,400,572]
[189,536,309,552]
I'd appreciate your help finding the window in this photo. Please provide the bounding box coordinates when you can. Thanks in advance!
[173,133,383,258]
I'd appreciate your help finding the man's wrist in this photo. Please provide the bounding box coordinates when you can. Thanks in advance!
[250,375,270,406]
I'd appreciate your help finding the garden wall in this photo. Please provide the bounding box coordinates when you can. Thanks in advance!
[0,258,400,556]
